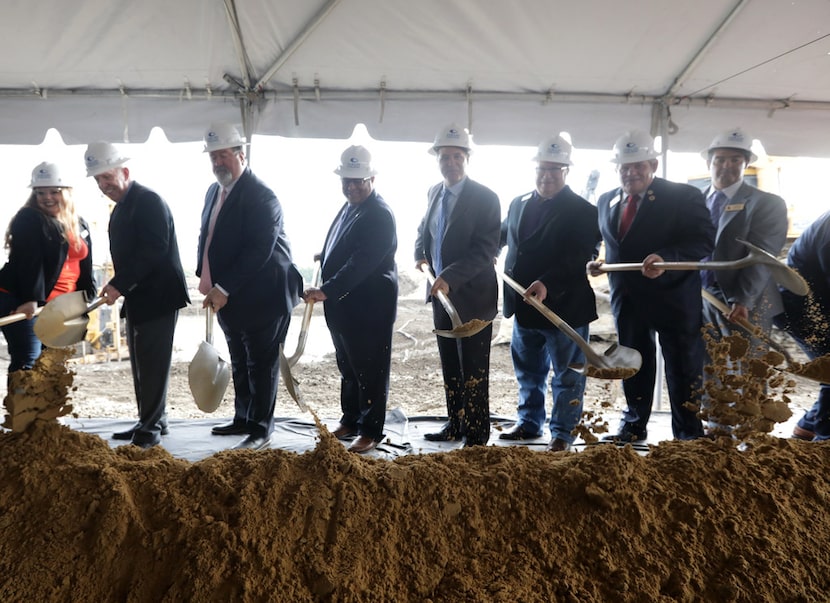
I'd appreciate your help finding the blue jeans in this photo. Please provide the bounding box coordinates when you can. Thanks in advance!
[510,322,587,443]
[0,291,41,372]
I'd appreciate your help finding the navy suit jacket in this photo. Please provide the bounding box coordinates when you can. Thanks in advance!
[415,177,501,322]
[319,190,398,328]
[108,182,189,324]
[597,177,715,326]
[500,185,600,329]
[197,169,302,331]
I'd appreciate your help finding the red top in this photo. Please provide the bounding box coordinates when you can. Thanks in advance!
[47,233,89,301]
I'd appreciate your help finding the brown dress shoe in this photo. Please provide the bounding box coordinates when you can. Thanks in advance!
[347,435,378,454]
[546,438,571,452]
[793,424,816,441]
[332,424,358,440]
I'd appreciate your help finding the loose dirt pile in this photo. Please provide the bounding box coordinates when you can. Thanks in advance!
[1,421,829,602]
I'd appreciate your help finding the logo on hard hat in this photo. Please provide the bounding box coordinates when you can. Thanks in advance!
[447,129,460,139]
[349,157,359,164]
[624,142,638,151]
[726,131,745,144]
[206,131,219,142]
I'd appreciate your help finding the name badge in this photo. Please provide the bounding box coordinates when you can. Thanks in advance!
[725,203,745,212]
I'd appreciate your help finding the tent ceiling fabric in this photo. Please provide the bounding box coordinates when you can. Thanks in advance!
[1,0,829,155]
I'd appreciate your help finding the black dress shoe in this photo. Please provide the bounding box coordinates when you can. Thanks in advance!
[601,427,647,444]
[424,424,463,442]
[113,423,169,440]
[498,425,542,441]
[211,422,251,436]
[130,435,161,449]
[232,435,271,450]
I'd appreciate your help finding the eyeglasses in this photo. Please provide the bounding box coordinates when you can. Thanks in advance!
[617,162,653,175]
[711,155,746,167]
[536,166,567,174]
[341,177,370,186]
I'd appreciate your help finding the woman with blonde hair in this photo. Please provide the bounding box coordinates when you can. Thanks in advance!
[0,162,96,371]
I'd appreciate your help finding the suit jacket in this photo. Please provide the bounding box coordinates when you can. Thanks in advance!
[597,177,715,325]
[707,181,787,318]
[0,207,96,303]
[414,177,501,322]
[197,168,302,331]
[500,185,600,329]
[108,182,189,324]
[319,190,398,328]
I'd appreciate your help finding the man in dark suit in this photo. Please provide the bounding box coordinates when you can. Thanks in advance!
[84,142,190,449]
[774,212,830,441]
[303,146,397,454]
[498,135,601,452]
[197,123,302,450]
[588,130,715,442]
[415,123,501,447]
[700,129,788,346]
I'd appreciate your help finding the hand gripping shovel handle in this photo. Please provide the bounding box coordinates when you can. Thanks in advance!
[0,307,42,327]
[287,260,321,367]
[418,263,464,330]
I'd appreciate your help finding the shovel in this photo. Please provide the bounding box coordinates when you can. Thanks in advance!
[598,239,809,296]
[701,288,829,383]
[188,306,231,413]
[34,291,108,347]
[419,264,491,338]
[280,343,307,412]
[501,273,642,379]
[0,307,42,327]
[286,260,321,367]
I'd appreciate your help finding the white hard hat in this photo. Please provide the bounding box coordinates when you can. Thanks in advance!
[702,127,758,164]
[29,162,70,188]
[611,130,659,164]
[203,122,246,153]
[334,145,377,179]
[533,135,573,165]
[429,123,473,155]
[84,142,130,177]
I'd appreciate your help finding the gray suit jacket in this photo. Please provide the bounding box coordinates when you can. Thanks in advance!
[414,177,501,322]
[708,181,788,319]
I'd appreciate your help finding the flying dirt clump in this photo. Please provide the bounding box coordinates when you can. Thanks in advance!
[2,347,76,432]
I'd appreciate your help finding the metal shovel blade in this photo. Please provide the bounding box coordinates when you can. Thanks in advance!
[34,292,106,348]
[419,264,492,338]
[280,345,307,412]
[188,307,230,413]
[501,273,641,379]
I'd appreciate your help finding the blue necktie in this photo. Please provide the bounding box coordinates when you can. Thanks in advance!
[433,188,451,275]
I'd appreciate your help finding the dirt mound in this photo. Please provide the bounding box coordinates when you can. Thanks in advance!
[1,421,829,602]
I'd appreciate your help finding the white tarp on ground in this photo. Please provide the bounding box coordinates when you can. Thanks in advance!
[1,0,829,155]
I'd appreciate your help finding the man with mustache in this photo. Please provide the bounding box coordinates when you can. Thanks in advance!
[197,123,303,450]
[588,130,715,443]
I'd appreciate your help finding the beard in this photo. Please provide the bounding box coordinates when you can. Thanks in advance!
[214,166,233,187]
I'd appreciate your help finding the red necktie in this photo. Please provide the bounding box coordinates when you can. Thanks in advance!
[618,195,638,239]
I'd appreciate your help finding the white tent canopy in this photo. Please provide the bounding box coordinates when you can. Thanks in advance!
[1,0,829,155]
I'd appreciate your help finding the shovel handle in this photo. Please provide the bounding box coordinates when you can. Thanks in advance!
[0,307,42,327]
[288,260,322,367]
[599,258,748,272]
[501,273,598,361]
[419,263,463,329]
[206,306,215,346]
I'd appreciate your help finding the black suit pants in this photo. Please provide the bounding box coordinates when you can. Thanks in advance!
[125,310,178,444]
[328,319,393,441]
[432,298,493,444]
[219,312,291,438]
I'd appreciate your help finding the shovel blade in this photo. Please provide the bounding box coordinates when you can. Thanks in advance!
[280,347,307,411]
[433,318,492,339]
[34,291,91,347]
[188,341,231,413]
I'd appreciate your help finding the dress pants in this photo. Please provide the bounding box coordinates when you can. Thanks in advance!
[511,322,587,444]
[125,310,178,445]
[616,297,705,440]
[328,319,393,441]
[432,298,493,444]
[218,312,291,438]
